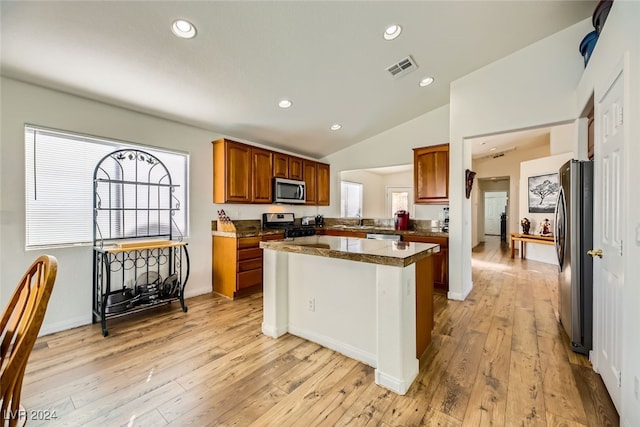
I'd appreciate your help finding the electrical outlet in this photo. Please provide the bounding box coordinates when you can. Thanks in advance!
[307,298,315,312]
[634,376,639,401]
[438,212,444,220]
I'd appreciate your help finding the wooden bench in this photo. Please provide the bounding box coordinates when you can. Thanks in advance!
[510,233,555,259]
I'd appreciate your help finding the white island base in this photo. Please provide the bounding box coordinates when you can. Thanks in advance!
[261,237,437,395]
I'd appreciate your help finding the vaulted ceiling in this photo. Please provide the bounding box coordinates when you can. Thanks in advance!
[1,1,595,158]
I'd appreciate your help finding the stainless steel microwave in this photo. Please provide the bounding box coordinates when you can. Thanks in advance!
[273,177,306,204]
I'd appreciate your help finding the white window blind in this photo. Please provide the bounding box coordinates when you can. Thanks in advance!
[25,125,189,249]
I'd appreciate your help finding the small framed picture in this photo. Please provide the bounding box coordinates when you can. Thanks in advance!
[528,173,559,213]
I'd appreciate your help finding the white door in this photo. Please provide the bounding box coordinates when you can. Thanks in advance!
[484,191,506,235]
[593,67,624,412]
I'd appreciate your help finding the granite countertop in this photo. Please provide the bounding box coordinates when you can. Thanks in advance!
[211,222,448,239]
[259,235,440,268]
[211,227,286,238]
[325,225,448,238]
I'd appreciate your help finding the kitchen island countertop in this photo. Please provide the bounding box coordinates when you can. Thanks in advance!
[260,235,439,268]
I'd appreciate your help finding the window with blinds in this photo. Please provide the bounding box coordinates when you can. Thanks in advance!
[24,125,189,249]
[340,181,363,218]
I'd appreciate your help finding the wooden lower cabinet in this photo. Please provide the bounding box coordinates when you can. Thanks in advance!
[415,255,434,359]
[212,234,284,298]
[402,235,448,292]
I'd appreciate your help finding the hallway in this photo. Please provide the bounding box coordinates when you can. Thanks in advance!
[464,235,618,425]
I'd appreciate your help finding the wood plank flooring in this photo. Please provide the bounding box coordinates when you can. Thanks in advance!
[21,236,618,426]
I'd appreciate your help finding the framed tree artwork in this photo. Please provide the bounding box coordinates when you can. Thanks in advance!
[528,173,559,213]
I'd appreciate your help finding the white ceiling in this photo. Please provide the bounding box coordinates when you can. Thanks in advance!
[469,126,552,159]
[0,1,595,158]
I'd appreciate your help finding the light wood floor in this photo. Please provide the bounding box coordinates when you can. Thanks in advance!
[22,236,618,426]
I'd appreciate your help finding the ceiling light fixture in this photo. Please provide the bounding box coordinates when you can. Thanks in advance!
[419,77,434,87]
[383,24,402,41]
[330,124,342,131]
[171,19,197,39]
[489,147,497,151]
[278,99,292,109]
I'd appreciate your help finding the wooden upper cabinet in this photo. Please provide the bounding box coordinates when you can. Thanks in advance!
[316,162,330,206]
[289,156,304,180]
[272,152,289,178]
[213,139,251,203]
[413,144,449,204]
[251,147,273,203]
[214,138,328,205]
[303,160,317,205]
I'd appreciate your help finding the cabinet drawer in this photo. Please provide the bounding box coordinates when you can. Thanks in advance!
[237,269,262,289]
[238,258,263,272]
[262,233,285,241]
[238,237,261,249]
[238,247,262,261]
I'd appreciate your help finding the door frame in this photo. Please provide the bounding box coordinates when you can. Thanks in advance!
[591,54,628,413]
[483,191,507,236]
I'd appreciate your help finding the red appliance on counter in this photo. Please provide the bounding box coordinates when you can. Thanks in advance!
[394,210,410,230]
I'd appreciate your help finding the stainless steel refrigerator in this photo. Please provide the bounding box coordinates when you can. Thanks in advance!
[554,159,593,355]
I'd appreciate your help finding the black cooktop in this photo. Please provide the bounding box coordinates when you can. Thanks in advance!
[262,212,316,238]
[283,227,316,238]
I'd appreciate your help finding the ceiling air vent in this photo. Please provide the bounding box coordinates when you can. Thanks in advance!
[386,55,418,79]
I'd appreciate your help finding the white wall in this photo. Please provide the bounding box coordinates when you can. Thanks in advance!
[383,171,412,189]
[0,78,322,334]
[340,169,386,218]
[448,18,592,300]
[550,122,575,155]
[574,2,640,425]
[518,152,573,264]
[323,104,450,220]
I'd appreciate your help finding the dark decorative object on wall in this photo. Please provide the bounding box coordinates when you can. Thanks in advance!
[528,173,559,213]
[521,217,531,234]
[465,169,476,199]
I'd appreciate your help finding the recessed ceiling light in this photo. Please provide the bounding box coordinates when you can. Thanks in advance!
[383,24,402,41]
[419,77,434,87]
[171,19,197,39]
[489,147,497,151]
[330,124,342,131]
[278,99,292,109]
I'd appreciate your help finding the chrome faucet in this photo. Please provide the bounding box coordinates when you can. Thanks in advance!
[357,214,363,226]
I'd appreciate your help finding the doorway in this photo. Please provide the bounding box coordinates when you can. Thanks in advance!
[474,178,510,246]
[484,191,507,236]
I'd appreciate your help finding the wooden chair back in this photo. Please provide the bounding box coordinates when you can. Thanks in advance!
[1,255,57,427]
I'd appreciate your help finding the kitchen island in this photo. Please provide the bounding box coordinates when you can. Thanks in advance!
[259,235,440,395]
